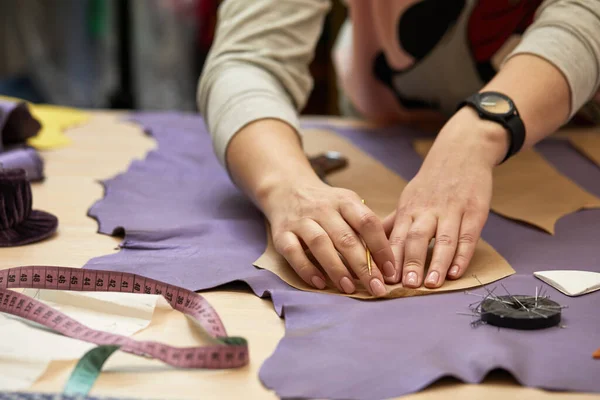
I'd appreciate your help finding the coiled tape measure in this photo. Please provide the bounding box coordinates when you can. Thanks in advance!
[0,266,249,369]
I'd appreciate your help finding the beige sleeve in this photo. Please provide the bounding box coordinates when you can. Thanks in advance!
[504,0,600,120]
[197,0,331,168]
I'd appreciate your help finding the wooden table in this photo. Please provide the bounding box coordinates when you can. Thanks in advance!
[2,113,597,399]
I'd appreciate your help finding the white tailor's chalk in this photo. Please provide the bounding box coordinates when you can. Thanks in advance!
[533,270,600,297]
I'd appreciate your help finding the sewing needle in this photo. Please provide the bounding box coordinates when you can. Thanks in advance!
[361,199,372,275]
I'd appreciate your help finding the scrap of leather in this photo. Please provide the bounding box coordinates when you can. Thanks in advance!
[253,129,514,299]
[413,139,600,234]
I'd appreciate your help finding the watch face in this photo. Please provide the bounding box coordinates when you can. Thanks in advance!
[479,93,513,115]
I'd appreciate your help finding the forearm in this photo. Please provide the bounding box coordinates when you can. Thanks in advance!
[482,53,571,155]
[440,0,600,165]
[226,119,320,212]
[433,54,571,168]
[197,0,329,170]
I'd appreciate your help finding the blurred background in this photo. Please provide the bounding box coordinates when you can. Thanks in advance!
[0,0,346,116]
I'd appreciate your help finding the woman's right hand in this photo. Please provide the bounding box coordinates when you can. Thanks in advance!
[260,178,396,297]
[224,118,394,297]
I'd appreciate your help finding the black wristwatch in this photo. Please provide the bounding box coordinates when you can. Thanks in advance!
[457,91,526,163]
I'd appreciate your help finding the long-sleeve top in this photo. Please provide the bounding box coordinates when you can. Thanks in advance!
[198,0,600,169]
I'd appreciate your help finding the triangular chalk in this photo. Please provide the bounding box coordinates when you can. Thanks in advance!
[533,270,600,297]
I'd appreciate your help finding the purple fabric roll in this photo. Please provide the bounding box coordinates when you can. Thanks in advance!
[0,168,58,247]
[0,147,44,182]
[84,113,600,399]
[0,99,41,151]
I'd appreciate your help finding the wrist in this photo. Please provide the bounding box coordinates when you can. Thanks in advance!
[225,118,323,212]
[254,168,322,213]
[439,107,510,167]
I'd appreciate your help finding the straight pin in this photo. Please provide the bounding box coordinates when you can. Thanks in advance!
[529,308,549,319]
[456,312,480,317]
[361,199,372,276]
[472,277,511,309]
[537,305,568,310]
[464,291,512,305]
[500,283,529,311]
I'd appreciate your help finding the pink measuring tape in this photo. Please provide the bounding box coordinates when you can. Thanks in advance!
[0,266,249,369]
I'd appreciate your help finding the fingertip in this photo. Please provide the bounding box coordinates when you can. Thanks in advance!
[311,276,327,289]
[340,276,356,294]
[403,270,420,288]
[389,246,403,281]
[382,260,396,279]
[424,270,442,288]
[447,264,462,280]
[369,278,388,297]
[384,268,401,284]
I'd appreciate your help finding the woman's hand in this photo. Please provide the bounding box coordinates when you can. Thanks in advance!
[261,178,396,297]
[224,119,393,297]
[385,108,509,289]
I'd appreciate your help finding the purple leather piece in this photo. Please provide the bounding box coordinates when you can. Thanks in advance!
[0,147,44,182]
[0,99,41,151]
[0,168,57,247]
[84,113,600,399]
[85,113,290,303]
[262,274,599,399]
[261,122,600,398]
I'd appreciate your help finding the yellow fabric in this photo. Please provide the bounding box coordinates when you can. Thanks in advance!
[0,96,89,150]
[27,105,89,149]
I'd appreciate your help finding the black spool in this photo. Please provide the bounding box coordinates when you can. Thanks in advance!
[480,295,562,330]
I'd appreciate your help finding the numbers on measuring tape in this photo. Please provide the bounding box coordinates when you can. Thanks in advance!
[0,266,249,369]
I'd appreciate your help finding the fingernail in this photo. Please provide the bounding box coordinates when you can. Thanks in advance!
[370,278,387,297]
[449,265,460,277]
[340,277,355,294]
[405,271,418,286]
[426,271,439,286]
[383,261,396,278]
[311,276,326,289]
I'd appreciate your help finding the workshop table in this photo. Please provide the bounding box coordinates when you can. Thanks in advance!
[2,112,597,399]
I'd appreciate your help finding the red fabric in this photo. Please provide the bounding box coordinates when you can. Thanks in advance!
[468,0,543,62]
[196,0,219,50]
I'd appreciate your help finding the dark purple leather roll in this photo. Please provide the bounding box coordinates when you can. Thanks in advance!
[0,99,41,151]
[0,168,57,247]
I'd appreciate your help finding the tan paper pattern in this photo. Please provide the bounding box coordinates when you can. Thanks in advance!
[254,129,514,299]
[413,139,600,234]
[567,131,600,169]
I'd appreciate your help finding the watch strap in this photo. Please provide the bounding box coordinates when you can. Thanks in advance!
[457,93,478,113]
[503,111,526,163]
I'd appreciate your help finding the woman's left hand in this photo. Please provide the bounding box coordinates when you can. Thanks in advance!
[384,108,509,288]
